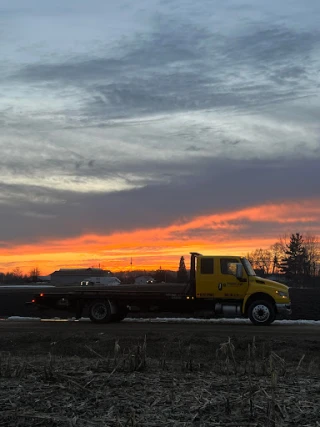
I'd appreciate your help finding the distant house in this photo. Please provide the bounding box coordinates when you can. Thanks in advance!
[50,268,113,285]
[134,275,155,285]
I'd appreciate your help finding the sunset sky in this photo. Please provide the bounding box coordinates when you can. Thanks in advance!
[1,0,320,275]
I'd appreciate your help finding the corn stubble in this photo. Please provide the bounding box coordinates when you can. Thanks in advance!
[0,336,319,427]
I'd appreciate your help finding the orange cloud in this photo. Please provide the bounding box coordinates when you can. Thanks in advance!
[0,198,319,274]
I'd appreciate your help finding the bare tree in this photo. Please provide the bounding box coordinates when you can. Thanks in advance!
[12,267,23,279]
[247,248,272,274]
[270,242,286,274]
[278,234,289,250]
[304,233,320,276]
[29,267,40,282]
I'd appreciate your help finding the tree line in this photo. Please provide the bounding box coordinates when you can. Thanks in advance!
[0,267,41,284]
[247,233,320,278]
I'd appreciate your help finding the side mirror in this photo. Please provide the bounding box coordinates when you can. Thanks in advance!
[236,263,243,280]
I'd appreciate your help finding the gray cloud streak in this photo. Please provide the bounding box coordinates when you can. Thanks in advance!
[0,156,319,244]
[11,20,320,120]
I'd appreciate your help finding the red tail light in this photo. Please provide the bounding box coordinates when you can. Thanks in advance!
[40,293,44,297]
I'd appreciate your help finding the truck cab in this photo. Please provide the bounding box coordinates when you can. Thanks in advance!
[193,253,291,325]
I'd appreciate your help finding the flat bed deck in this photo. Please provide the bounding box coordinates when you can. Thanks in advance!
[35,282,191,299]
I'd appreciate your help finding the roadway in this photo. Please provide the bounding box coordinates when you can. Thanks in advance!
[1,318,320,339]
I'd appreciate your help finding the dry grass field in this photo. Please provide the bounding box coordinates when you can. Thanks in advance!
[1,327,320,427]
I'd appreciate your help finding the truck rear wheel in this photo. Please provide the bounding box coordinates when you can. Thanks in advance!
[248,300,275,326]
[89,300,112,323]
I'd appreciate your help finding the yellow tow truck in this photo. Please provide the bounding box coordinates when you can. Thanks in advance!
[31,252,291,325]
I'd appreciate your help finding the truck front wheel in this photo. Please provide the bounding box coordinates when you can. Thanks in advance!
[248,300,275,326]
[89,300,112,323]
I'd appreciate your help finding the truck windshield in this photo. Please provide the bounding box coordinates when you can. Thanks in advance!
[241,258,256,276]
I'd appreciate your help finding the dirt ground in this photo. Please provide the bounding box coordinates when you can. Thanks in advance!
[1,325,320,426]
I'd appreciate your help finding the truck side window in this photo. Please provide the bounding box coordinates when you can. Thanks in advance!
[220,258,238,275]
[200,258,214,274]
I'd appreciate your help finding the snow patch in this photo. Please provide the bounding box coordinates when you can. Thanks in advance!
[5,316,42,321]
[125,318,320,326]
[1,316,320,325]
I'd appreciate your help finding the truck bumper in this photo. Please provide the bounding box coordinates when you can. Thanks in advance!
[276,303,292,318]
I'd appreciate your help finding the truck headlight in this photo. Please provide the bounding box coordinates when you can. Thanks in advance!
[276,290,289,298]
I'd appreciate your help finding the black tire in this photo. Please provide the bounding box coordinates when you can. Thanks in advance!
[248,300,275,326]
[88,300,112,323]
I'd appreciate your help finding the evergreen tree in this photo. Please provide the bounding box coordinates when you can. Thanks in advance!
[177,256,188,283]
[281,233,310,276]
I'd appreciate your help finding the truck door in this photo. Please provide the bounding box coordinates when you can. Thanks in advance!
[216,257,249,299]
[195,256,215,298]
